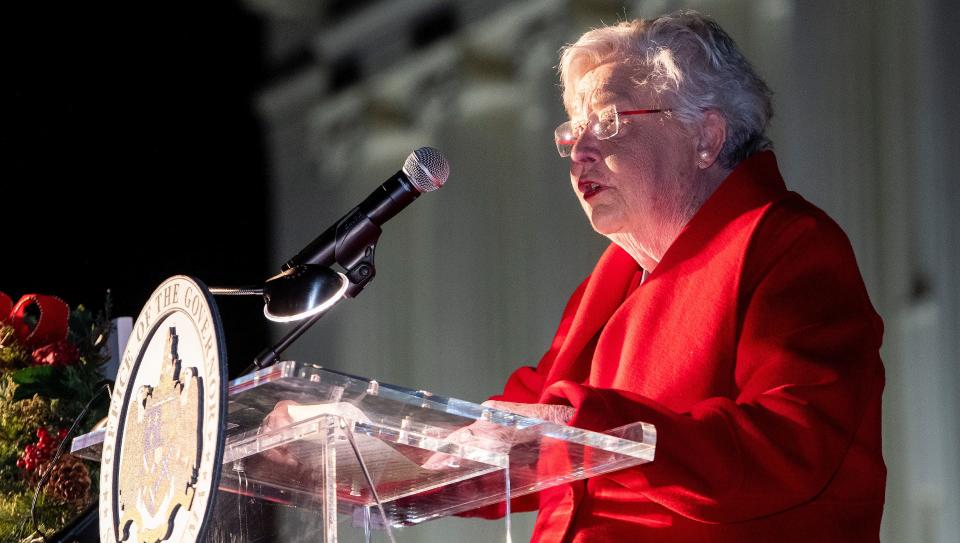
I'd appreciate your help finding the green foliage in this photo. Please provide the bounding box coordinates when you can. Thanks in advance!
[0,328,28,372]
[10,367,71,402]
[0,295,111,541]
[0,490,76,543]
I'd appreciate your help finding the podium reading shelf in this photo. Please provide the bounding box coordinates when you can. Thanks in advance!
[72,361,656,542]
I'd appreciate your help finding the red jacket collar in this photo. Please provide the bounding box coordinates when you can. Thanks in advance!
[644,150,788,281]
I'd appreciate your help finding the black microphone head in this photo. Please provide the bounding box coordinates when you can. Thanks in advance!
[402,147,449,193]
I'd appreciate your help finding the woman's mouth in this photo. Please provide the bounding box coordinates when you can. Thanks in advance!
[579,180,606,199]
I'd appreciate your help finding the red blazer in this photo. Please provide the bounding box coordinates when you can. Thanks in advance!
[491,152,886,541]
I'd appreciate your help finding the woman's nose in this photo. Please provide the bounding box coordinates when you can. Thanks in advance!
[570,130,600,163]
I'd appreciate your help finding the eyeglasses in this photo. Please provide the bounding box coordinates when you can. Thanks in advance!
[554,104,670,157]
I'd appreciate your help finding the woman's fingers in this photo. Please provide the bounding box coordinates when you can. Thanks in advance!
[481,400,575,425]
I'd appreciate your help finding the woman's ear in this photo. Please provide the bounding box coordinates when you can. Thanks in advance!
[696,110,727,169]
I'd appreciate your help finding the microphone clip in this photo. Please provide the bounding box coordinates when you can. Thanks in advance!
[283,205,382,297]
[343,244,376,298]
[328,209,380,297]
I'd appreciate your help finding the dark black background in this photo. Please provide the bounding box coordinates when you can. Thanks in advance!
[4,2,271,375]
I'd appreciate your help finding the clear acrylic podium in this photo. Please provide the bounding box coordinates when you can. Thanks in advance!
[72,361,656,542]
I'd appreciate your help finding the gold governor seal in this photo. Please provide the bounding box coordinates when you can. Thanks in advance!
[117,328,200,542]
[100,276,226,543]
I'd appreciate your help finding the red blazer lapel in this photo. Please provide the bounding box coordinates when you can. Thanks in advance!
[542,245,642,391]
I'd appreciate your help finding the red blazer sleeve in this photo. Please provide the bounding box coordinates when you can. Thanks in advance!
[540,205,885,523]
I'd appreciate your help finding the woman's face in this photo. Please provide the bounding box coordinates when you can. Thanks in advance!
[567,62,703,255]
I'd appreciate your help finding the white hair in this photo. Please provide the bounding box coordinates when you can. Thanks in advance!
[559,10,773,169]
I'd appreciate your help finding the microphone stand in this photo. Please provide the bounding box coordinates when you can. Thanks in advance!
[250,309,326,369]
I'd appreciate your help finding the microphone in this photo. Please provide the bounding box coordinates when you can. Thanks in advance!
[282,147,449,273]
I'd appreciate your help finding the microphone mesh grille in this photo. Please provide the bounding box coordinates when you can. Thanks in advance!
[403,147,449,192]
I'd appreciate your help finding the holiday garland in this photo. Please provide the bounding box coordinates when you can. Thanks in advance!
[0,292,111,542]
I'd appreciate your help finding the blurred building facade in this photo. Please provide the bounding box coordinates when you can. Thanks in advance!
[243,0,959,541]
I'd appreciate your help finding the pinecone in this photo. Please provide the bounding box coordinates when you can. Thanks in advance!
[38,453,91,505]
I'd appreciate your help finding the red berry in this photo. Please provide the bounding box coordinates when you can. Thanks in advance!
[37,428,47,439]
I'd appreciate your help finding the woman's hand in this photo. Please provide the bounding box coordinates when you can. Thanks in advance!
[480,400,575,425]
[421,401,574,470]
[261,399,299,432]
[244,400,314,484]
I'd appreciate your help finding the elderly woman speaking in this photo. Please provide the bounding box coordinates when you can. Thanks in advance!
[476,10,886,542]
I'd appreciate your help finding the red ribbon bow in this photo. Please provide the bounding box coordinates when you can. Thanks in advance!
[0,291,70,348]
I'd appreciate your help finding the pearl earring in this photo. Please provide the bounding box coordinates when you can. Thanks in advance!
[698,151,710,168]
